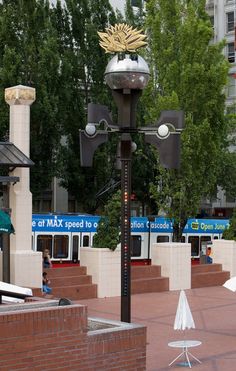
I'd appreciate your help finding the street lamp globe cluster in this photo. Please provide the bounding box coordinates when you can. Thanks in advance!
[80,23,184,323]
[104,53,150,91]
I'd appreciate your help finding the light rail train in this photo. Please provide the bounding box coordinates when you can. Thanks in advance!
[32,214,230,263]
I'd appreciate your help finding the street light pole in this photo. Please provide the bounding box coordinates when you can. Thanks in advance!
[80,24,184,323]
[120,134,132,322]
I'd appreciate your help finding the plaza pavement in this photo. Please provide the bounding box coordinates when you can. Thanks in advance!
[78,286,236,371]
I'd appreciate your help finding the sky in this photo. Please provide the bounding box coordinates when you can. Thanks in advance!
[50,0,125,14]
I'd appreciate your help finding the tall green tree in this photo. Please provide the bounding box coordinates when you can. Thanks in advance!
[0,0,63,196]
[144,0,230,239]
[53,0,119,213]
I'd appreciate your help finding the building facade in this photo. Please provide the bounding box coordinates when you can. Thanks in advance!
[203,0,236,217]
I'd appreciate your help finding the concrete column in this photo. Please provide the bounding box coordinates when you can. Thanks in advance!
[212,239,236,278]
[4,85,42,288]
[152,242,191,290]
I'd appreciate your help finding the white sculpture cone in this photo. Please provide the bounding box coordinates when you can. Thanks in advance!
[174,290,195,330]
[223,277,236,292]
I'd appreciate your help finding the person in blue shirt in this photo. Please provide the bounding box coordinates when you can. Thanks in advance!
[42,272,52,294]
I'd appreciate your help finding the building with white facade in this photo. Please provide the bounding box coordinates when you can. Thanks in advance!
[203,0,236,217]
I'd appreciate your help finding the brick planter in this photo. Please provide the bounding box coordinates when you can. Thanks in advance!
[0,300,146,370]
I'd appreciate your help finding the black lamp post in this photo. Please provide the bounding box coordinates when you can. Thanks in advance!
[80,24,184,323]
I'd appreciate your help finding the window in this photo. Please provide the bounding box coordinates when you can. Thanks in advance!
[36,234,69,259]
[188,236,199,257]
[200,236,211,255]
[227,43,235,63]
[227,12,234,32]
[209,15,214,28]
[82,235,90,247]
[131,235,142,257]
[37,235,52,255]
[156,235,169,243]
[228,75,236,96]
[54,235,69,258]
[131,0,144,6]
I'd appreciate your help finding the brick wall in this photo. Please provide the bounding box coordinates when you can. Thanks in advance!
[0,303,146,370]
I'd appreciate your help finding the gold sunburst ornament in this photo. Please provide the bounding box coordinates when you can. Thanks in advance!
[98,23,147,54]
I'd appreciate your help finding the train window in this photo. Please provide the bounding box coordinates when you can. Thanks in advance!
[157,235,169,243]
[72,235,79,262]
[200,236,211,255]
[37,235,52,257]
[188,236,199,256]
[54,235,69,259]
[181,236,185,243]
[82,235,90,247]
[131,235,141,257]
[214,236,219,239]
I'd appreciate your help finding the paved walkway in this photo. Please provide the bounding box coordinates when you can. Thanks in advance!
[78,286,236,371]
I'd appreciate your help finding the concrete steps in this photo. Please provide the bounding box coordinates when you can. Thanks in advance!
[131,265,169,294]
[191,263,230,288]
[33,266,97,300]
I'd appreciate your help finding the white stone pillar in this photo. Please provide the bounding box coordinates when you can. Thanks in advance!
[5,85,42,288]
[212,239,236,278]
[152,242,191,290]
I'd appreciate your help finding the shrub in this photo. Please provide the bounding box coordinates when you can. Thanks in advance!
[93,190,121,250]
[222,209,236,240]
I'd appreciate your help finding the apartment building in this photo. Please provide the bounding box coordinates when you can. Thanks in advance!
[203,0,236,217]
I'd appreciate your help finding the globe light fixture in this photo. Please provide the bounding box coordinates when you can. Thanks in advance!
[157,124,169,138]
[85,123,96,136]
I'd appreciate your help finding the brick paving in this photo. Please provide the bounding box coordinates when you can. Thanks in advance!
[78,286,236,371]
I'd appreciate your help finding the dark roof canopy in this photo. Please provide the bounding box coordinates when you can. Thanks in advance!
[0,142,34,168]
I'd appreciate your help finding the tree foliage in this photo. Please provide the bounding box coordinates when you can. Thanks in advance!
[93,190,121,250]
[0,0,119,212]
[223,208,236,240]
[144,0,230,240]
[0,0,62,194]
[53,0,119,213]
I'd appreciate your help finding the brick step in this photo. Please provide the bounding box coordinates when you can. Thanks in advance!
[43,266,87,277]
[131,265,162,279]
[131,277,169,294]
[191,263,223,274]
[49,275,92,287]
[51,283,97,300]
[191,271,230,289]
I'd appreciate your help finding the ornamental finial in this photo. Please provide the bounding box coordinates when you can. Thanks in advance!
[98,23,147,54]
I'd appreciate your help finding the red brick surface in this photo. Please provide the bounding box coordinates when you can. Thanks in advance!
[0,303,146,370]
[79,286,236,371]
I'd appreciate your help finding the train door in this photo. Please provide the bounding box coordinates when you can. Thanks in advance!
[187,235,212,258]
[71,233,80,262]
[131,234,143,259]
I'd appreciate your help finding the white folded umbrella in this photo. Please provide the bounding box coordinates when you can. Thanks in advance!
[174,290,195,331]
[223,277,236,292]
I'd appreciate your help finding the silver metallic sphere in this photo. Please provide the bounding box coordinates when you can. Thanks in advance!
[105,54,150,90]
[85,123,96,136]
[157,124,169,138]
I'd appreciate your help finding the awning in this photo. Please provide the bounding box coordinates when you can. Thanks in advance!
[0,142,34,168]
[0,210,14,234]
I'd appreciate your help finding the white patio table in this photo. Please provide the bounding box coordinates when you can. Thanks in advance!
[168,340,202,368]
